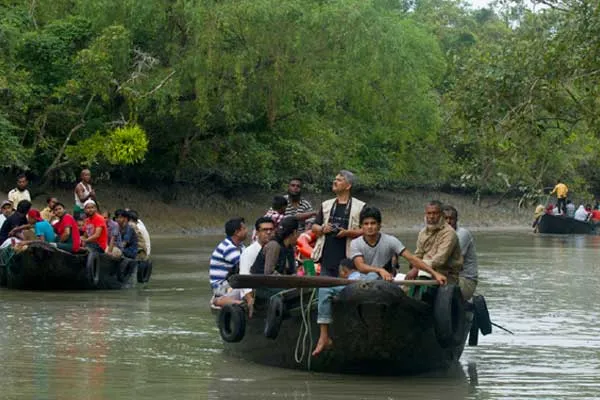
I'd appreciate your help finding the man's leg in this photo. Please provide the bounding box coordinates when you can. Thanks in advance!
[312,286,341,356]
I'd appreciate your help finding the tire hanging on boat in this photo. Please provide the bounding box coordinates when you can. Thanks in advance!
[433,284,466,348]
[218,304,246,343]
[137,260,153,283]
[117,258,136,282]
[86,251,100,288]
[264,295,285,339]
[472,295,492,335]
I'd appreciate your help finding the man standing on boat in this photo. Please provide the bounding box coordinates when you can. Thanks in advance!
[406,200,462,285]
[442,205,478,300]
[74,169,95,220]
[311,170,365,277]
[209,217,253,308]
[284,178,316,232]
[550,179,568,215]
[8,174,31,207]
[312,207,447,356]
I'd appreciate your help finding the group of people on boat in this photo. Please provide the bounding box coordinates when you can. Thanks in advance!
[0,170,151,262]
[209,170,479,356]
[532,180,600,231]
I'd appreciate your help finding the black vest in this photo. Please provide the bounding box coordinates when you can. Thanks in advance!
[250,241,296,275]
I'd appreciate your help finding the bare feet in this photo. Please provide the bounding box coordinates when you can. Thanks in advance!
[312,337,333,357]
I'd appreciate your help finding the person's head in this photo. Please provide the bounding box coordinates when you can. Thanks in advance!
[26,209,43,225]
[52,202,66,218]
[225,217,248,242]
[128,209,139,223]
[1,200,13,217]
[81,169,92,183]
[16,174,28,191]
[338,258,356,279]
[276,217,299,246]
[287,178,303,199]
[332,170,354,195]
[83,199,97,217]
[425,200,443,227]
[585,204,592,212]
[567,199,572,205]
[16,200,32,215]
[115,209,131,227]
[272,195,288,213]
[46,197,58,210]
[442,205,458,230]
[359,206,382,236]
[254,216,275,246]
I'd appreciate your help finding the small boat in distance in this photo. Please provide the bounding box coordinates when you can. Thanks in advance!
[0,242,152,290]
[536,214,597,235]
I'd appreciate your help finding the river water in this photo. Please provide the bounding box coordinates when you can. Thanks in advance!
[1,231,599,399]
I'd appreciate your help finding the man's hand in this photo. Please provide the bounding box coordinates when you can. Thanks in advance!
[378,268,393,281]
[244,294,255,319]
[405,268,418,280]
[335,228,347,238]
[432,271,447,286]
[321,223,333,235]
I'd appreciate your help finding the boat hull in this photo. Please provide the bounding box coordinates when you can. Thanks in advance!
[217,280,471,375]
[537,214,596,234]
[0,243,143,290]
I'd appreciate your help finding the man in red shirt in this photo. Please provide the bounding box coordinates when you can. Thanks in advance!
[52,202,81,252]
[591,207,600,223]
[81,200,107,253]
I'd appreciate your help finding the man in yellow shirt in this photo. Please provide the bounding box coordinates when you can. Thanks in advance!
[550,180,568,215]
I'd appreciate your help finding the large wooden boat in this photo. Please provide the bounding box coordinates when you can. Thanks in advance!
[0,242,152,290]
[537,213,597,235]
[214,278,485,375]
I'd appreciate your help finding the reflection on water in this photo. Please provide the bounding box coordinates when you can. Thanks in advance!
[1,233,600,399]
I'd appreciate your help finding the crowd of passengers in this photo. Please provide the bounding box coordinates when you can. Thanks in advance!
[0,170,150,261]
[209,170,479,357]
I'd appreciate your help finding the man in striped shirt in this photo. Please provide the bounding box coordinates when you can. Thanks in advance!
[209,217,249,307]
[284,178,316,232]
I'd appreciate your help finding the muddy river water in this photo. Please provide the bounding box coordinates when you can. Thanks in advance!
[1,231,599,399]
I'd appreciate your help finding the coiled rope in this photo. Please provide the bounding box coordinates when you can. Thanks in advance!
[294,288,317,371]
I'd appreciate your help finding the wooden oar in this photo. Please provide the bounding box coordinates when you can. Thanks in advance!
[228,274,439,289]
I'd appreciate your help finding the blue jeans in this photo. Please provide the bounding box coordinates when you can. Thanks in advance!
[316,272,379,324]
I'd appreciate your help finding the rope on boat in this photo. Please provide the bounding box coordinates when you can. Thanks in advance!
[0,247,16,269]
[294,288,317,371]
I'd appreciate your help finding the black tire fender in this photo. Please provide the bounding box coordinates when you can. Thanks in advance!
[137,260,153,283]
[434,284,466,348]
[468,315,479,346]
[86,251,100,288]
[473,295,492,335]
[118,258,136,282]
[218,304,246,343]
[264,295,285,339]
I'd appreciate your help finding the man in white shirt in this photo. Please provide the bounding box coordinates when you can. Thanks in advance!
[238,217,275,310]
[0,200,13,229]
[8,174,31,206]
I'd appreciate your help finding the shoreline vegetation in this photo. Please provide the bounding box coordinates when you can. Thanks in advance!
[2,185,532,235]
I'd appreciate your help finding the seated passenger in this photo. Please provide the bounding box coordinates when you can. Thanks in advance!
[115,210,138,259]
[52,202,81,252]
[103,210,122,257]
[26,209,56,242]
[209,217,252,307]
[250,217,299,275]
[565,200,576,218]
[126,210,149,260]
[40,197,58,224]
[81,200,108,253]
[405,200,463,285]
[251,196,288,241]
[312,207,446,357]
[0,200,32,247]
[574,205,590,222]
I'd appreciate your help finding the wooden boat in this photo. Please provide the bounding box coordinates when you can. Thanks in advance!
[214,277,485,375]
[0,242,153,290]
[537,213,597,234]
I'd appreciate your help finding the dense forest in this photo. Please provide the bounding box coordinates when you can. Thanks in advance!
[1,0,599,202]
